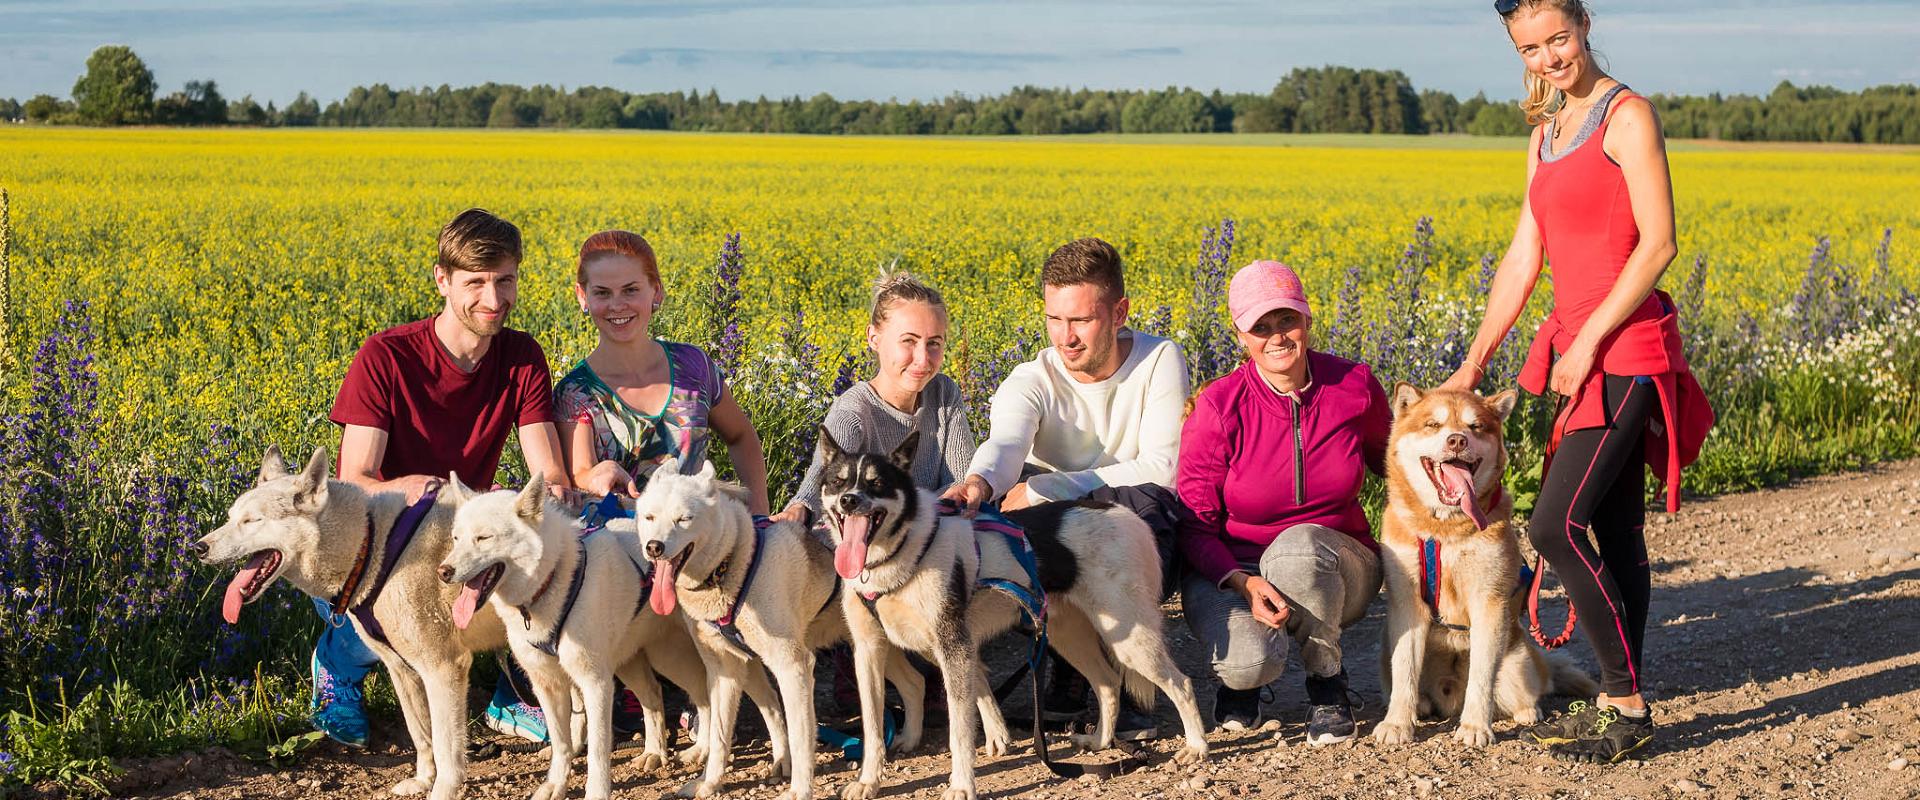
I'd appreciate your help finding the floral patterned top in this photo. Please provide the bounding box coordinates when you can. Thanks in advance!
[553,340,726,492]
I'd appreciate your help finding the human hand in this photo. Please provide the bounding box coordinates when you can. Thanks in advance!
[398,474,443,504]
[582,460,638,498]
[939,475,993,517]
[1000,482,1034,512]
[1548,343,1598,397]
[1438,360,1484,393]
[769,503,812,527]
[1226,572,1292,630]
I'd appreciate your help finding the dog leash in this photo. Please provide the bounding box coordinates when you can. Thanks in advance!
[1526,556,1578,650]
[346,486,440,647]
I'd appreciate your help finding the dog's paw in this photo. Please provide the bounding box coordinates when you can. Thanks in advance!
[889,730,920,755]
[633,749,669,774]
[940,786,976,800]
[1371,719,1416,745]
[390,777,430,796]
[841,780,880,800]
[1067,731,1110,753]
[527,782,566,800]
[982,729,1011,758]
[773,788,813,800]
[756,759,792,785]
[1171,744,1208,767]
[1453,721,1495,747]
[1509,707,1542,726]
[677,743,708,767]
[677,778,719,799]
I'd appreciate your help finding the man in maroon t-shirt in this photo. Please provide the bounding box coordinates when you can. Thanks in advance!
[312,208,571,748]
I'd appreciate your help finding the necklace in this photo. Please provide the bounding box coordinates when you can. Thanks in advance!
[1551,80,1615,147]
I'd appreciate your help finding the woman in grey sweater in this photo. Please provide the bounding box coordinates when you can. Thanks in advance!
[775,271,976,525]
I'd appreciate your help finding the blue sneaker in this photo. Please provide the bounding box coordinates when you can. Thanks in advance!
[309,651,369,748]
[485,698,549,743]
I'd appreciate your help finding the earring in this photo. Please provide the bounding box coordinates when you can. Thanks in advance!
[651,302,661,312]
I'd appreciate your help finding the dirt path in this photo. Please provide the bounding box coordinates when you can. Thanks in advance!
[106,460,1920,800]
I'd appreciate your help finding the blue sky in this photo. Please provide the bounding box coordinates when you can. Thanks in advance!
[3,1,1917,105]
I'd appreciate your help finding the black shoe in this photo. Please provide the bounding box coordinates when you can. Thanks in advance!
[1550,706,1655,764]
[1043,660,1089,723]
[1114,697,1160,742]
[1304,670,1358,747]
[611,685,645,736]
[1529,699,1603,746]
[1213,685,1261,732]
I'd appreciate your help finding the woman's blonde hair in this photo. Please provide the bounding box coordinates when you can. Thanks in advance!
[869,268,946,328]
[1500,0,1595,126]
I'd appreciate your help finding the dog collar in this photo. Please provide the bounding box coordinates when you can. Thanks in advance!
[517,551,564,630]
[328,509,377,616]
[530,536,590,657]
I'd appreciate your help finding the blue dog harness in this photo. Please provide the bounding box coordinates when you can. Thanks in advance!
[341,486,440,647]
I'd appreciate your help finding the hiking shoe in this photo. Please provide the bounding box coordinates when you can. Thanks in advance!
[1550,706,1655,764]
[1529,699,1603,746]
[309,651,369,748]
[1304,670,1358,747]
[485,698,550,743]
[611,685,645,736]
[1114,697,1161,742]
[1213,685,1261,732]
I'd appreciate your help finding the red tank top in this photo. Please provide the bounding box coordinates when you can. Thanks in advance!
[1528,84,1650,331]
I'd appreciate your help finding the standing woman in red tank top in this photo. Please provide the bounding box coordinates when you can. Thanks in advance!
[1440,0,1715,765]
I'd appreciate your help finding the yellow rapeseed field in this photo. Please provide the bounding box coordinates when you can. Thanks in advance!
[0,127,1915,468]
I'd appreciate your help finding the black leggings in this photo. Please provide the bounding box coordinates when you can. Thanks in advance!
[1527,374,1657,698]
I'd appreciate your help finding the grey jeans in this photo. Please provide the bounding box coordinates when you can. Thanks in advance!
[1181,524,1381,690]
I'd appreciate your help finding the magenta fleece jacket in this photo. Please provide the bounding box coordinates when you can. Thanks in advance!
[1176,351,1391,584]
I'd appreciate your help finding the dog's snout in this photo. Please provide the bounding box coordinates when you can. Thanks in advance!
[436,564,455,583]
[835,493,867,514]
[1445,433,1468,451]
[644,541,664,559]
[190,541,209,558]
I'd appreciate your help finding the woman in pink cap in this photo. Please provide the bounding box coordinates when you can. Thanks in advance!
[1175,260,1391,747]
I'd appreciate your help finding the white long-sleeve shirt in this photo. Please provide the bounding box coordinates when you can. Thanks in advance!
[966,330,1191,503]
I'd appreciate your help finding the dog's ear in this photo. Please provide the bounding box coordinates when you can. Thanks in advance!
[258,445,290,484]
[443,472,475,504]
[694,460,716,481]
[887,429,920,473]
[815,425,844,466]
[516,475,546,523]
[291,447,331,510]
[1391,382,1424,419]
[1486,389,1519,422]
[658,456,681,477]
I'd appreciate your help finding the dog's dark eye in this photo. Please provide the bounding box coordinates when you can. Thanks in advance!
[677,515,692,525]
[643,514,655,522]
[1469,422,1484,432]
[1424,421,1441,430]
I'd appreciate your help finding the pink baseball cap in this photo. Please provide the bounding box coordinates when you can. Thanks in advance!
[1227,260,1312,333]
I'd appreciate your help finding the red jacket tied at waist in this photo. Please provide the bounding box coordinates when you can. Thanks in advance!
[1517,289,1715,512]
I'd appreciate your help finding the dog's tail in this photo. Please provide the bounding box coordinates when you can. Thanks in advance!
[1544,650,1599,698]
[1122,665,1156,710]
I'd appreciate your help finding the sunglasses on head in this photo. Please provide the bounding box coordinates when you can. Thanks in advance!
[1494,0,1522,13]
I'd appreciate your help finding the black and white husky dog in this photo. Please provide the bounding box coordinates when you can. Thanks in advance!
[820,430,1207,800]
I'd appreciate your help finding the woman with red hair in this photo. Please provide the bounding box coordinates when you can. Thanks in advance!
[554,230,773,512]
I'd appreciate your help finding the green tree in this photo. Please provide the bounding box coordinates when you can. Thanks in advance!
[71,45,156,125]
[282,92,321,126]
[0,98,20,122]
[23,94,70,123]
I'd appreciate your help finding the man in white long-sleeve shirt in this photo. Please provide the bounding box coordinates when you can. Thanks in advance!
[942,236,1192,740]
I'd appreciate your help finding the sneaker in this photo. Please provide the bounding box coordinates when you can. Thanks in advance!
[1114,698,1161,742]
[309,651,369,748]
[1529,699,1603,746]
[1550,705,1655,764]
[1304,670,1358,747]
[485,698,550,743]
[612,685,645,736]
[1212,685,1261,732]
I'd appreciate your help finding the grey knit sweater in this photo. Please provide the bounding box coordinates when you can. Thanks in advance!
[787,375,977,516]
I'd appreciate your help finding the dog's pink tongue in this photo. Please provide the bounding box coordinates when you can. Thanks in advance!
[650,558,679,615]
[221,552,274,624]
[834,514,871,580]
[451,584,482,630]
[1438,462,1489,530]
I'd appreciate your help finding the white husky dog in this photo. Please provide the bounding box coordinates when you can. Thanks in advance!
[634,459,928,800]
[818,431,1208,800]
[440,475,734,800]
[196,447,499,800]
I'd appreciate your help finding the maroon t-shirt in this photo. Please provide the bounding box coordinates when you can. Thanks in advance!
[330,316,555,486]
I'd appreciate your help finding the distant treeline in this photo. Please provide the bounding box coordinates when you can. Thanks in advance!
[8,46,1920,144]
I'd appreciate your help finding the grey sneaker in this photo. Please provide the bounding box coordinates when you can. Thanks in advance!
[1304,670,1358,747]
[1213,685,1260,732]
